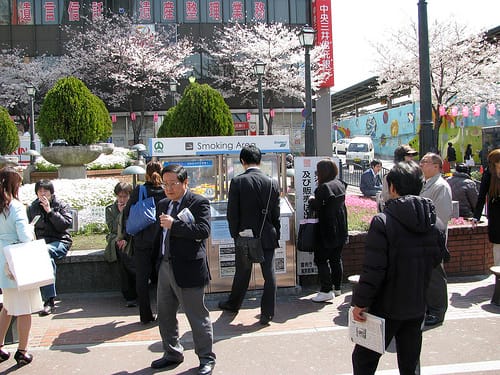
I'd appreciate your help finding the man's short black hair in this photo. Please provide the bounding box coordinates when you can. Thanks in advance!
[370,159,382,168]
[239,145,262,165]
[35,179,54,194]
[161,164,188,182]
[386,161,424,196]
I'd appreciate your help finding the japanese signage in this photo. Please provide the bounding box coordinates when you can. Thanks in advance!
[312,0,334,88]
[161,0,176,22]
[206,0,221,22]
[149,135,290,157]
[229,0,244,21]
[251,0,265,21]
[16,0,34,24]
[183,0,199,22]
[136,0,153,22]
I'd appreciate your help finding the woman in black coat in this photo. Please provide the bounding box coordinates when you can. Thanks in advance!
[122,161,166,323]
[473,148,500,265]
[308,159,348,302]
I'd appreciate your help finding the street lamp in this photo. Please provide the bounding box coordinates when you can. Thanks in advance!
[169,79,177,107]
[253,60,266,136]
[26,85,36,164]
[298,25,316,156]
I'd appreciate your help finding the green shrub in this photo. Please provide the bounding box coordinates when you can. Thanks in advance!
[37,76,112,146]
[157,107,175,138]
[0,106,19,155]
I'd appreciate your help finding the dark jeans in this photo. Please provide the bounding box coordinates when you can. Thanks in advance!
[40,241,69,302]
[134,243,158,323]
[314,246,343,292]
[227,248,276,318]
[116,248,137,302]
[352,316,424,375]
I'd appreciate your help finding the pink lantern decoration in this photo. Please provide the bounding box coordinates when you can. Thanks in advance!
[472,105,481,117]
[246,112,251,121]
[153,112,159,122]
[462,106,469,118]
[451,106,458,116]
[111,114,117,123]
[130,112,136,121]
[270,109,275,118]
[438,105,446,116]
[487,103,496,116]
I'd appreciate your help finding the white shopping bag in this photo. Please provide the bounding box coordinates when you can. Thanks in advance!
[3,239,54,291]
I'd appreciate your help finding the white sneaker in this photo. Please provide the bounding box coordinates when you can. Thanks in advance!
[311,291,333,302]
[333,289,342,297]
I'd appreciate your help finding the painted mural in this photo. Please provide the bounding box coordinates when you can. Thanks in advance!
[334,103,499,160]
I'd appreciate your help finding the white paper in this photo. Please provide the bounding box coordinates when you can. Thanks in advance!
[3,239,54,291]
[177,207,195,223]
[348,307,386,354]
[238,229,253,237]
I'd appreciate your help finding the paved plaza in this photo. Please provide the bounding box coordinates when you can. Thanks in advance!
[1,274,499,374]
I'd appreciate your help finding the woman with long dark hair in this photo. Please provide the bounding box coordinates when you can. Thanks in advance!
[0,167,41,366]
[123,161,166,324]
[308,159,348,302]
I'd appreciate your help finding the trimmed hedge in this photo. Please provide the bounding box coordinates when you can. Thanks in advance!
[0,106,19,155]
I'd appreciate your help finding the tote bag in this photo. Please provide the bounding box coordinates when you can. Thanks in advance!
[126,185,157,235]
[3,239,54,291]
[296,218,319,252]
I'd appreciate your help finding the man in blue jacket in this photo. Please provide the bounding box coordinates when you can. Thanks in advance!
[351,162,447,375]
[360,159,383,197]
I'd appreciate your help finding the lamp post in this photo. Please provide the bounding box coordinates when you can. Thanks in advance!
[418,0,434,155]
[169,79,177,107]
[253,60,266,136]
[299,25,316,156]
[26,85,36,165]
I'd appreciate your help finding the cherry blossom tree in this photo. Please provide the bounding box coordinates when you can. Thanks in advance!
[0,51,69,132]
[203,22,329,134]
[375,20,500,147]
[63,14,194,144]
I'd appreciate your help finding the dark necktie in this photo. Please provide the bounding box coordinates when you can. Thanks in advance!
[163,201,179,258]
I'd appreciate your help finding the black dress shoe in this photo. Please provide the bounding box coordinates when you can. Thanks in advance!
[140,315,157,325]
[150,356,183,369]
[198,361,215,375]
[218,301,238,313]
[14,350,33,367]
[259,315,273,325]
[424,314,443,327]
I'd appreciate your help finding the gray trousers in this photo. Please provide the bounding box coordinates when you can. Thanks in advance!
[156,259,215,365]
[426,262,448,320]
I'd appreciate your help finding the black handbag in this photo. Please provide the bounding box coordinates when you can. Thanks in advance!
[296,218,319,252]
[234,178,273,264]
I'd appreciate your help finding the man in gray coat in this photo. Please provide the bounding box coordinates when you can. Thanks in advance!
[419,153,452,326]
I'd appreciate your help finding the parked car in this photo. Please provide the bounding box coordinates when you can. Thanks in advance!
[332,138,351,154]
[346,136,375,168]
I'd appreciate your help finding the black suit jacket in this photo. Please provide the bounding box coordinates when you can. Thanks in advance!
[154,189,211,288]
[227,168,280,249]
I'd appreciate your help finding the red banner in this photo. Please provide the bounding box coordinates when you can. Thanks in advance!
[313,0,334,88]
[234,121,249,130]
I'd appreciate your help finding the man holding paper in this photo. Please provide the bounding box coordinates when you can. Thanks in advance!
[351,162,447,375]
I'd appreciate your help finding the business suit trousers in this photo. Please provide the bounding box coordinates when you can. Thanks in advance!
[134,244,157,323]
[116,248,137,302]
[352,316,423,375]
[157,259,215,365]
[227,248,276,318]
[425,262,448,320]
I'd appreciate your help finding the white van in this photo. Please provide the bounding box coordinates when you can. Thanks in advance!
[346,136,375,168]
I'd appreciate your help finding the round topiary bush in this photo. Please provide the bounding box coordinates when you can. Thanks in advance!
[157,107,175,138]
[37,76,112,146]
[0,106,19,155]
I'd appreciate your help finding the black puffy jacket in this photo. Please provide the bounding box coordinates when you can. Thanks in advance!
[352,196,446,320]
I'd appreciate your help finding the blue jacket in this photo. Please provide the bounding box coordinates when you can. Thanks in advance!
[360,168,382,196]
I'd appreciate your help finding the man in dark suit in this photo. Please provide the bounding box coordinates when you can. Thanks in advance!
[359,159,383,197]
[151,164,215,375]
[218,145,281,325]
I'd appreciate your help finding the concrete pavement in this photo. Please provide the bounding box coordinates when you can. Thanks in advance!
[1,275,499,374]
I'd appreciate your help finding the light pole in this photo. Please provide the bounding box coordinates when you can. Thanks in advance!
[299,25,316,156]
[26,85,36,165]
[253,60,266,136]
[418,0,434,155]
[169,79,177,107]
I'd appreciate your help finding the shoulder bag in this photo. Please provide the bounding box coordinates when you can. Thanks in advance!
[126,184,157,235]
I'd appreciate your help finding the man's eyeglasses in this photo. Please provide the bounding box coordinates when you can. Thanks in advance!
[162,181,182,189]
[419,160,436,165]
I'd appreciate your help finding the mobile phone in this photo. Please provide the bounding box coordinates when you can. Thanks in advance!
[31,215,41,225]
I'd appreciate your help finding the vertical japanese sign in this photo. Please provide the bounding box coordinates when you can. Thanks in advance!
[312,0,334,88]
[91,1,103,20]
[136,0,153,23]
[206,0,221,22]
[184,0,199,22]
[66,0,80,22]
[161,0,176,22]
[42,0,59,24]
[251,0,265,21]
[229,0,244,21]
[16,0,34,24]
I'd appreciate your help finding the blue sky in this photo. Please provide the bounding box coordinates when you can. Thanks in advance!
[330,0,500,91]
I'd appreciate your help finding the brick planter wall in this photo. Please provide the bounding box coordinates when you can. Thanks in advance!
[30,169,132,184]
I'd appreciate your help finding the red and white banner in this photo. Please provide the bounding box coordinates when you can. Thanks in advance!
[312,0,334,88]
